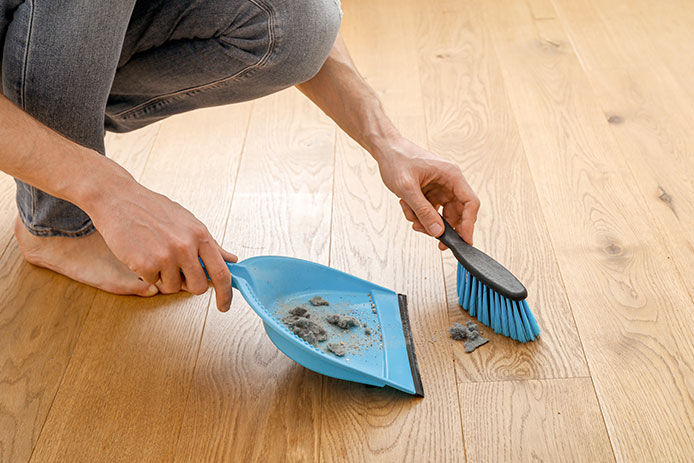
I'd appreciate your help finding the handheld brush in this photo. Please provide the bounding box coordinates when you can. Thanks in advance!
[437,217,540,343]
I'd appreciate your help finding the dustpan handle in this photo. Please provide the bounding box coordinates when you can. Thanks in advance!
[199,259,245,290]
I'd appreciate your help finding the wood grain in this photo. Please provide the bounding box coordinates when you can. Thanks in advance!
[553,0,694,104]
[552,0,694,301]
[5,1,694,461]
[319,0,465,461]
[0,124,159,463]
[29,106,250,462]
[416,0,588,382]
[486,0,694,459]
[0,174,18,258]
[173,90,335,462]
[460,378,614,462]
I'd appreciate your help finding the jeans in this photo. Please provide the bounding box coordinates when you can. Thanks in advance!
[0,0,342,237]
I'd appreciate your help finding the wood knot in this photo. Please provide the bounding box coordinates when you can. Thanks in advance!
[598,236,627,262]
[657,186,673,205]
[657,185,678,218]
[604,243,622,256]
[607,115,624,124]
[434,51,452,59]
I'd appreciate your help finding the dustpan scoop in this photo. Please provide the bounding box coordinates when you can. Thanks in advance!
[214,256,424,396]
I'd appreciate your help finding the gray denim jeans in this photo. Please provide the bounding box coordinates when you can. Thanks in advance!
[0,0,342,237]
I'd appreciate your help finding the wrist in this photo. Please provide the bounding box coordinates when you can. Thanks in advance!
[68,150,136,215]
[364,130,406,164]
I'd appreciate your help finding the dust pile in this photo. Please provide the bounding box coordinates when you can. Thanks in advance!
[449,321,489,353]
[281,296,380,357]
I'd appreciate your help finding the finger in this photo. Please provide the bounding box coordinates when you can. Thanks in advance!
[158,264,183,294]
[454,196,479,247]
[403,188,444,237]
[132,264,160,286]
[180,261,209,296]
[438,203,464,251]
[218,246,238,263]
[199,243,232,312]
[401,200,425,233]
[459,202,478,246]
[399,199,418,224]
[449,177,480,244]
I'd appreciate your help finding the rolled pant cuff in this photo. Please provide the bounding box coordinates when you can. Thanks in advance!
[17,209,96,238]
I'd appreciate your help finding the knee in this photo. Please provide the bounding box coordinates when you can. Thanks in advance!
[269,0,342,85]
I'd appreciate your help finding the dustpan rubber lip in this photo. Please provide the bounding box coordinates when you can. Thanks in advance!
[398,293,424,397]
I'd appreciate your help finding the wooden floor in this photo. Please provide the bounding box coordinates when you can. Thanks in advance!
[2,0,693,461]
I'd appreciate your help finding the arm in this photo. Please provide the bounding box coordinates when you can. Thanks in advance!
[0,94,235,310]
[297,35,480,245]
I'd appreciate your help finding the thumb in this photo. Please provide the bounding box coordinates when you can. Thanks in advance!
[404,190,444,237]
[134,279,159,297]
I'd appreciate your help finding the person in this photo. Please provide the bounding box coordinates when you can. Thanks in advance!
[0,0,479,312]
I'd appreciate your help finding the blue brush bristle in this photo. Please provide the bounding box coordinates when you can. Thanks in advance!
[456,265,540,343]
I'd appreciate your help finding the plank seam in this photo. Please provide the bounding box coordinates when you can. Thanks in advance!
[318,124,338,463]
[410,8,469,455]
[486,2,616,460]
[549,0,694,310]
[170,102,254,459]
[29,122,164,461]
[456,375,591,386]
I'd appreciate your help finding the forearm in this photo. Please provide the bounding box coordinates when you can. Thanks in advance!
[0,94,132,213]
[296,34,402,163]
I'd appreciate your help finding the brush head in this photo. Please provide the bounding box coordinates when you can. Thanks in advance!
[438,218,527,301]
[436,216,539,342]
[457,265,540,343]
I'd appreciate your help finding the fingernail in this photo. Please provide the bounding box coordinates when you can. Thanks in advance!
[430,224,443,236]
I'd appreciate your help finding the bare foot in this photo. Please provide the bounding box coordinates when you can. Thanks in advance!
[14,217,159,297]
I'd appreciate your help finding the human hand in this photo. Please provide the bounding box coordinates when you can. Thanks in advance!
[83,170,237,311]
[376,137,480,249]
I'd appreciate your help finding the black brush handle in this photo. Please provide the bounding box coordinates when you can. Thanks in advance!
[437,216,527,301]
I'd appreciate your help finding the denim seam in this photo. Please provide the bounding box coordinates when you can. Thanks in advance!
[19,0,33,110]
[111,0,276,120]
[19,0,39,224]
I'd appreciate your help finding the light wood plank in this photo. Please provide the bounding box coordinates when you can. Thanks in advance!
[0,174,18,258]
[485,0,694,459]
[30,106,249,461]
[319,0,465,460]
[173,90,335,462]
[0,124,159,463]
[553,0,694,104]
[631,0,694,103]
[460,378,614,462]
[416,0,588,382]
[552,0,694,300]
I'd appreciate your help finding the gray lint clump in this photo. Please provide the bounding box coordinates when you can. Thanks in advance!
[449,321,489,353]
[283,309,327,346]
[326,314,359,329]
[289,306,309,317]
[327,342,346,356]
[309,296,329,306]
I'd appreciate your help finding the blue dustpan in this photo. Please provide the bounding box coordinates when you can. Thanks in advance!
[220,256,423,396]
